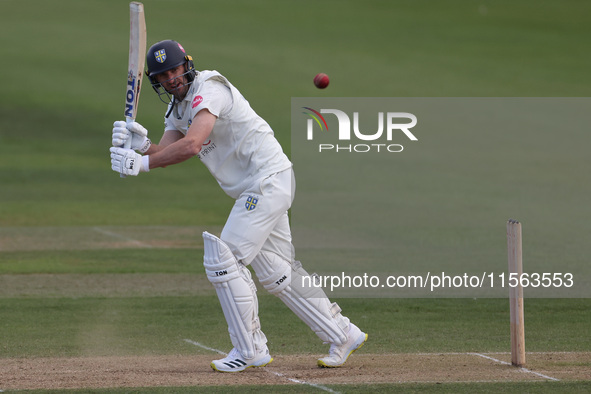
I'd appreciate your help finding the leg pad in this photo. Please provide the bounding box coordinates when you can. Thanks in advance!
[203,232,266,359]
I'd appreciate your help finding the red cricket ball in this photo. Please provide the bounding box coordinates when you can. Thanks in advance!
[314,73,330,89]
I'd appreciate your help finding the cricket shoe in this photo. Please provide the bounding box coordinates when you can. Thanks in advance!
[317,323,367,368]
[211,347,273,372]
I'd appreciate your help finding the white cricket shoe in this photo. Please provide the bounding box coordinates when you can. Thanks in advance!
[211,347,273,372]
[317,323,367,368]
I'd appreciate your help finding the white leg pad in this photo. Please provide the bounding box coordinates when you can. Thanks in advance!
[203,231,266,360]
[250,251,349,345]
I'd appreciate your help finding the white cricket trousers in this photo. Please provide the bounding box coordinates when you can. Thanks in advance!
[220,167,295,266]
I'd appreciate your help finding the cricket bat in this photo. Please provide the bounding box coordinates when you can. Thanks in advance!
[121,2,147,177]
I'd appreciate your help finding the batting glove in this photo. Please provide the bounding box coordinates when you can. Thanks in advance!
[110,147,150,176]
[112,120,152,153]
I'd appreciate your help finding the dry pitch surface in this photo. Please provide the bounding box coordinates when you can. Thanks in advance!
[1,352,590,390]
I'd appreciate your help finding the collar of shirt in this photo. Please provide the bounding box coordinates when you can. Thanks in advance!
[182,78,200,103]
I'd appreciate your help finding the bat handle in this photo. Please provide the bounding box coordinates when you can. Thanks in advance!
[123,117,134,149]
[120,117,134,178]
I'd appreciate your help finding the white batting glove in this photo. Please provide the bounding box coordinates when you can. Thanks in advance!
[110,147,150,176]
[111,120,152,153]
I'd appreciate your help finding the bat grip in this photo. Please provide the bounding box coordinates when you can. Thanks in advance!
[124,117,134,149]
[120,117,134,178]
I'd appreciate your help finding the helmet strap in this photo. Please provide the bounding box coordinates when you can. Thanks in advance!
[165,97,176,118]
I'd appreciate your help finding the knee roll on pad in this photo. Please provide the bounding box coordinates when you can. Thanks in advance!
[250,251,292,295]
[203,231,265,359]
[251,252,349,345]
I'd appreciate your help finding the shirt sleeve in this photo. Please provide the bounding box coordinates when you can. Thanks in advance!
[190,80,233,120]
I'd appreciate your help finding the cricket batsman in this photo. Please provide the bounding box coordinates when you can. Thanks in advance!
[110,40,367,372]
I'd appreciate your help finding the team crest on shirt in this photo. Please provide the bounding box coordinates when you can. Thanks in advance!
[245,196,258,211]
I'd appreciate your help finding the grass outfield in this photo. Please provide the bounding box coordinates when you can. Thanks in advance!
[1,0,590,392]
[2,282,591,357]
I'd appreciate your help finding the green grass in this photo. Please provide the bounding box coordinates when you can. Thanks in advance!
[2,295,589,358]
[2,0,591,227]
[0,249,200,274]
[1,0,590,392]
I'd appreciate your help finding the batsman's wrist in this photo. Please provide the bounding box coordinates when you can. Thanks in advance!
[141,155,150,172]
